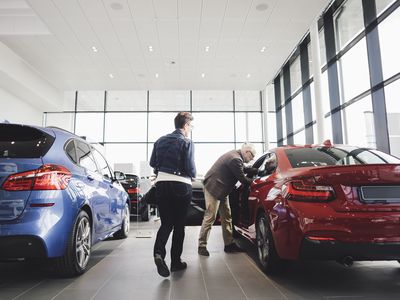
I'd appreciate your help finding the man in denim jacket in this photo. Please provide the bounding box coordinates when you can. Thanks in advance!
[150,112,196,277]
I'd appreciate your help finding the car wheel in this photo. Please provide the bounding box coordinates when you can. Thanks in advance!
[141,205,149,221]
[114,202,130,239]
[55,210,91,277]
[256,212,280,273]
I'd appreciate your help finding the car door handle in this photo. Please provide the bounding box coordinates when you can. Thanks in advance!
[87,175,94,181]
[109,184,114,189]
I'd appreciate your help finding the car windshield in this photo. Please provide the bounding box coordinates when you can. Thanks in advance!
[0,124,55,158]
[285,146,400,168]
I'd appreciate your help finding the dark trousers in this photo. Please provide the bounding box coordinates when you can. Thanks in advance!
[153,181,191,263]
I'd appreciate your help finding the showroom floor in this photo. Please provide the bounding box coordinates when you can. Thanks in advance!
[1,218,400,300]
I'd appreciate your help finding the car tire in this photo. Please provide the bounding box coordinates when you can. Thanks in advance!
[141,205,149,221]
[55,210,92,277]
[256,211,281,273]
[114,202,130,239]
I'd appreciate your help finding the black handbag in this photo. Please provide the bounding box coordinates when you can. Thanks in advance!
[142,185,157,205]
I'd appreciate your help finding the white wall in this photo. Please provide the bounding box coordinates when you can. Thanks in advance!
[0,88,42,125]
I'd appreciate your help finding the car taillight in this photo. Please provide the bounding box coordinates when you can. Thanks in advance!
[128,187,139,194]
[2,164,72,191]
[282,179,335,202]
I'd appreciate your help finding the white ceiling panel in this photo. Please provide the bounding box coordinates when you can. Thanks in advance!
[1,0,331,90]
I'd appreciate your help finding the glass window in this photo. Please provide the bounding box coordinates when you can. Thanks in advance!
[148,112,177,142]
[307,43,313,79]
[280,75,285,105]
[291,92,304,132]
[77,91,105,111]
[267,112,277,148]
[92,149,113,179]
[342,95,375,148]
[321,71,330,114]
[379,6,400,81]
[293,130,306,145]
[0,124,54,158]
[76,141,97,172]
[192,91,233,111]
[384,79,400,158]
[75,113,104,142]
[310,82,316,122]
[65,140,77,163]
[235,91,261,111]
[107,91,147,111]
[235,113,263,143]
[149,91,190,111]
[376,0,396,17]
[319,28,327,67]
[104,113,147,142]
[105,144,148,176]
[191,113,234,142]
[45,113,75,133]
[290,56,302,94]
[63,91,76,111]
[338,38,370,103]
[281,108,287,140]
[334,0,364,51]
[194,143,235,177]
[324,115,333,141]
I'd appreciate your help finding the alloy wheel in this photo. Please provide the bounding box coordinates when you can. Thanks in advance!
[75,216,91,269]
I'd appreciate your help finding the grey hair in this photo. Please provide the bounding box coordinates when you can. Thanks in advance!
[241,142,256,156]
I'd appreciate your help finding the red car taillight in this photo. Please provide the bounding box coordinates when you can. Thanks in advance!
[128,187,139,194]
[2,164,72,191]
[282,179,335,202]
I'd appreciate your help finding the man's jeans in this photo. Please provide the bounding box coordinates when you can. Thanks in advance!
[153,181,191,263]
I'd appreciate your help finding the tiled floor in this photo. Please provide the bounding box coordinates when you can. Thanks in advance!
[1,218,400,299]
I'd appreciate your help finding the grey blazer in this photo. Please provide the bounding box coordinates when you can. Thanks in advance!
[203,150,253,200]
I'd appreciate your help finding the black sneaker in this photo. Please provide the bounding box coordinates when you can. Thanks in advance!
[171,261,187,272]
[154,254,170,277]
[198,247,210,256]
[224,243,244,253]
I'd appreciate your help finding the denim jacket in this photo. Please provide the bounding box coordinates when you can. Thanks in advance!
[150,129,196,179]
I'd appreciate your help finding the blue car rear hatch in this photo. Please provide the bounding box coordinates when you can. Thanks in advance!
[0,124,55,221]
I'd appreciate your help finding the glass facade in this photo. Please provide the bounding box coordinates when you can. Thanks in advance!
[272,0,399,157]
[45,90,263,177]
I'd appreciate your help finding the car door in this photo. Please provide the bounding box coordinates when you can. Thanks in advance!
[238,153,277,227]
[75,141,111,234]
[92,149,123,229]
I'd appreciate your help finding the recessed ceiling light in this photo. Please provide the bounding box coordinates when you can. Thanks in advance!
[246,73,251,78]
[256,3,269,11]
[230,73,237,78]
[109,73,114,79]
[91,46,98,53]
[110,2,124,10]
[155,73,159,78]
[260,46,266,52]
[137,74,145,78]
[201,73,205,78]
[148,46,153,52]
[205,46,210,52]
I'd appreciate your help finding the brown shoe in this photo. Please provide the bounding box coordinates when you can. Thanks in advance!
[198,247,210,256]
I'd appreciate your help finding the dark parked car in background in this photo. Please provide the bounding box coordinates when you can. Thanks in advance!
[0,124,130,277]
[233,141,400,273]
[120,174,149,221]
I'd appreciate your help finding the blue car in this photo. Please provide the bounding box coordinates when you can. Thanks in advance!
[0,123,130,276]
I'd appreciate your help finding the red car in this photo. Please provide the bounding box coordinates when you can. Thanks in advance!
[234,141,400,272]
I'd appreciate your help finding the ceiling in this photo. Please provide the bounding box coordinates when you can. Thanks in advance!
[0,0,330,91]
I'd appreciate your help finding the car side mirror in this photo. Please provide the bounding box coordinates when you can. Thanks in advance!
[114,171,126,181]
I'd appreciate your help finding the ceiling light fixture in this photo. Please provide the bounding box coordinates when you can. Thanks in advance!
[260,46,266,52]
[256,3,269,11]
[110,2,124,10]
[148,46,153,52]
[246,73,251,78]
[109,73,114,79]
[91,46,98,53]
[205,46,210,52]
[155,73,159,78]
[201,73,205,78]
